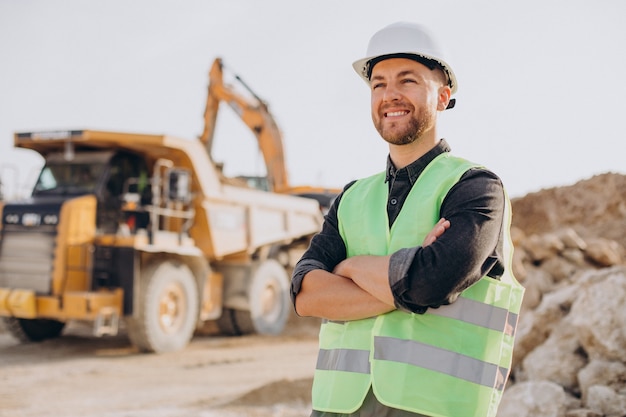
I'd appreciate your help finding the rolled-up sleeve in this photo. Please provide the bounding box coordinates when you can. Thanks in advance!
[290,189,349,309]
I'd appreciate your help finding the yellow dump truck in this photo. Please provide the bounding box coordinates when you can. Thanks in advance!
[0,61,325,353]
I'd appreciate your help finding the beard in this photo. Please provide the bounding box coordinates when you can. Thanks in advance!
[374,106,436,146]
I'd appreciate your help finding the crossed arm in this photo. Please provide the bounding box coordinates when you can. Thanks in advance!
[295,218,450,321]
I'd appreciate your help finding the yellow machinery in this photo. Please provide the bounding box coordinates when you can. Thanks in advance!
[201,58,340,210]
[0,59,327,353]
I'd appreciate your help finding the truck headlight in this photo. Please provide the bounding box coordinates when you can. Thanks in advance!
[4,214,19,224]
[22,213,41,227]
[43,214,59,225]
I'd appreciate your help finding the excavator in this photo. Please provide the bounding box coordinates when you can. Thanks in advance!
[199,58,340,211]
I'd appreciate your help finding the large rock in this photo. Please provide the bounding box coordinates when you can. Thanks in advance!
[521,321,585,391]
[503,267,626,414]
[570,267,626,362]
[512,283,579,366]
[498,381,567,417]
[584,238,624,267]
[585,385,626,417]
[577,359,626,404]
[518,266,552,311]
[523,233,564,263]
[541,256,578,283]
[558,228,587,251]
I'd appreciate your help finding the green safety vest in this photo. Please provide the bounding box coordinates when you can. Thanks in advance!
[312,153,524,417]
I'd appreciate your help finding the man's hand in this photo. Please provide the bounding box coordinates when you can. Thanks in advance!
[422,218,450,247]
[334,255,394,306]
[296,269,395,320]
[338,218,450,305]
[296,218,451,320]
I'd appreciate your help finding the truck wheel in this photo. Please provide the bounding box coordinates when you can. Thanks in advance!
[216,308,253,336]
[126,261,199,353]
[217,259,290,336]
[1,317,65,342]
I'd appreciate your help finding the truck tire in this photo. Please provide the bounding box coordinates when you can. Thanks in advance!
[126,261,199,353]
[1,317,65,342]
[217,259,290,336]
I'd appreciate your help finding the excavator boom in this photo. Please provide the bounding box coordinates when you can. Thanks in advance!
[200,57,341,212]
[200,58,289,193]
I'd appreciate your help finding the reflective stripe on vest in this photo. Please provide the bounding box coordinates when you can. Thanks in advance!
[427,293,518,336]
[312,153,524,416]
[316,348,370,374]
[373,336,508,390]
[318,281,519,386]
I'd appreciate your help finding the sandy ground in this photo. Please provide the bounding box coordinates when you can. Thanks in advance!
[0,314,322,417]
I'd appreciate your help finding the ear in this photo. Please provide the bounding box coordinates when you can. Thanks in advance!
[437,86,452,111]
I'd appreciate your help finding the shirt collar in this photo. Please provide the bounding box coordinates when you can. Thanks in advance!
[385,139,452,184]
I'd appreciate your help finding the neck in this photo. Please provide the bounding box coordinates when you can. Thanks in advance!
[389,132,439,169]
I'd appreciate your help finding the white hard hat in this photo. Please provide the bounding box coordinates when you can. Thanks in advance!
[352,22,458,98]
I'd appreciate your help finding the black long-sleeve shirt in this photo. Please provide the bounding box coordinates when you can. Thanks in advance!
[291,139,506,314]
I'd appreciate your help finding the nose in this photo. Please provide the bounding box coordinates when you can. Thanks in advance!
[382,83,401,102]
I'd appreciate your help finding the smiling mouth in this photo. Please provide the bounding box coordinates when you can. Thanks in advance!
[384,110,409,117]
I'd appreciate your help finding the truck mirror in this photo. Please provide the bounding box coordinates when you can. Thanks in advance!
[166,168,192,203]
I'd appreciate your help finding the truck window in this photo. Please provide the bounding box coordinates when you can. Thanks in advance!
[98,152,149,233]
[104,153,148,197]
[33,163,105,196]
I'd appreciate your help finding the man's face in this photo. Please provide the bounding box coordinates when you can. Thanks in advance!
[369,58,446,146]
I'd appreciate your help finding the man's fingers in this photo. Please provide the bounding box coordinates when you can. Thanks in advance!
[432,218,450,236]
[423,218,450,247]
[437,218,450,232]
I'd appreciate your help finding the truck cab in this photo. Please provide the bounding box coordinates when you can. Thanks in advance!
[28,150,149,232]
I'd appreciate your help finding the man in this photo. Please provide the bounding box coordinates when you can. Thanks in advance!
[291,22,524,417]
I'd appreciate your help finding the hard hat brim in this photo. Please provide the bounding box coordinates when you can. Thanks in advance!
[352,53,458,95]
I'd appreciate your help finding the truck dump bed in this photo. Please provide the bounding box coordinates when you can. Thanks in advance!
[15,130,323,261]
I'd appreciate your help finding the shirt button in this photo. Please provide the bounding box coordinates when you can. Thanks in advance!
[390,198,398,205]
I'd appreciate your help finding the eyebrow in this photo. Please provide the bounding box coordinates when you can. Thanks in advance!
[371,69,422,82]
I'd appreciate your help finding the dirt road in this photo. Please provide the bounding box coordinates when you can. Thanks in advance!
[0,315,321,417]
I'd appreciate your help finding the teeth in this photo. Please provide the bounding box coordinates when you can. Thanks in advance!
[386,111,407,117]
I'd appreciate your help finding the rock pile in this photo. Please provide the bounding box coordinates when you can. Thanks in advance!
[499,172,626,417]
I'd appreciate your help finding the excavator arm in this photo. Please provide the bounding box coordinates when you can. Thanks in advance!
[199,57,341,212]
[199,58,289,193]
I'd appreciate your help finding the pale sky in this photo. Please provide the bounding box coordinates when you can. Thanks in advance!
[1,0,624,199]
